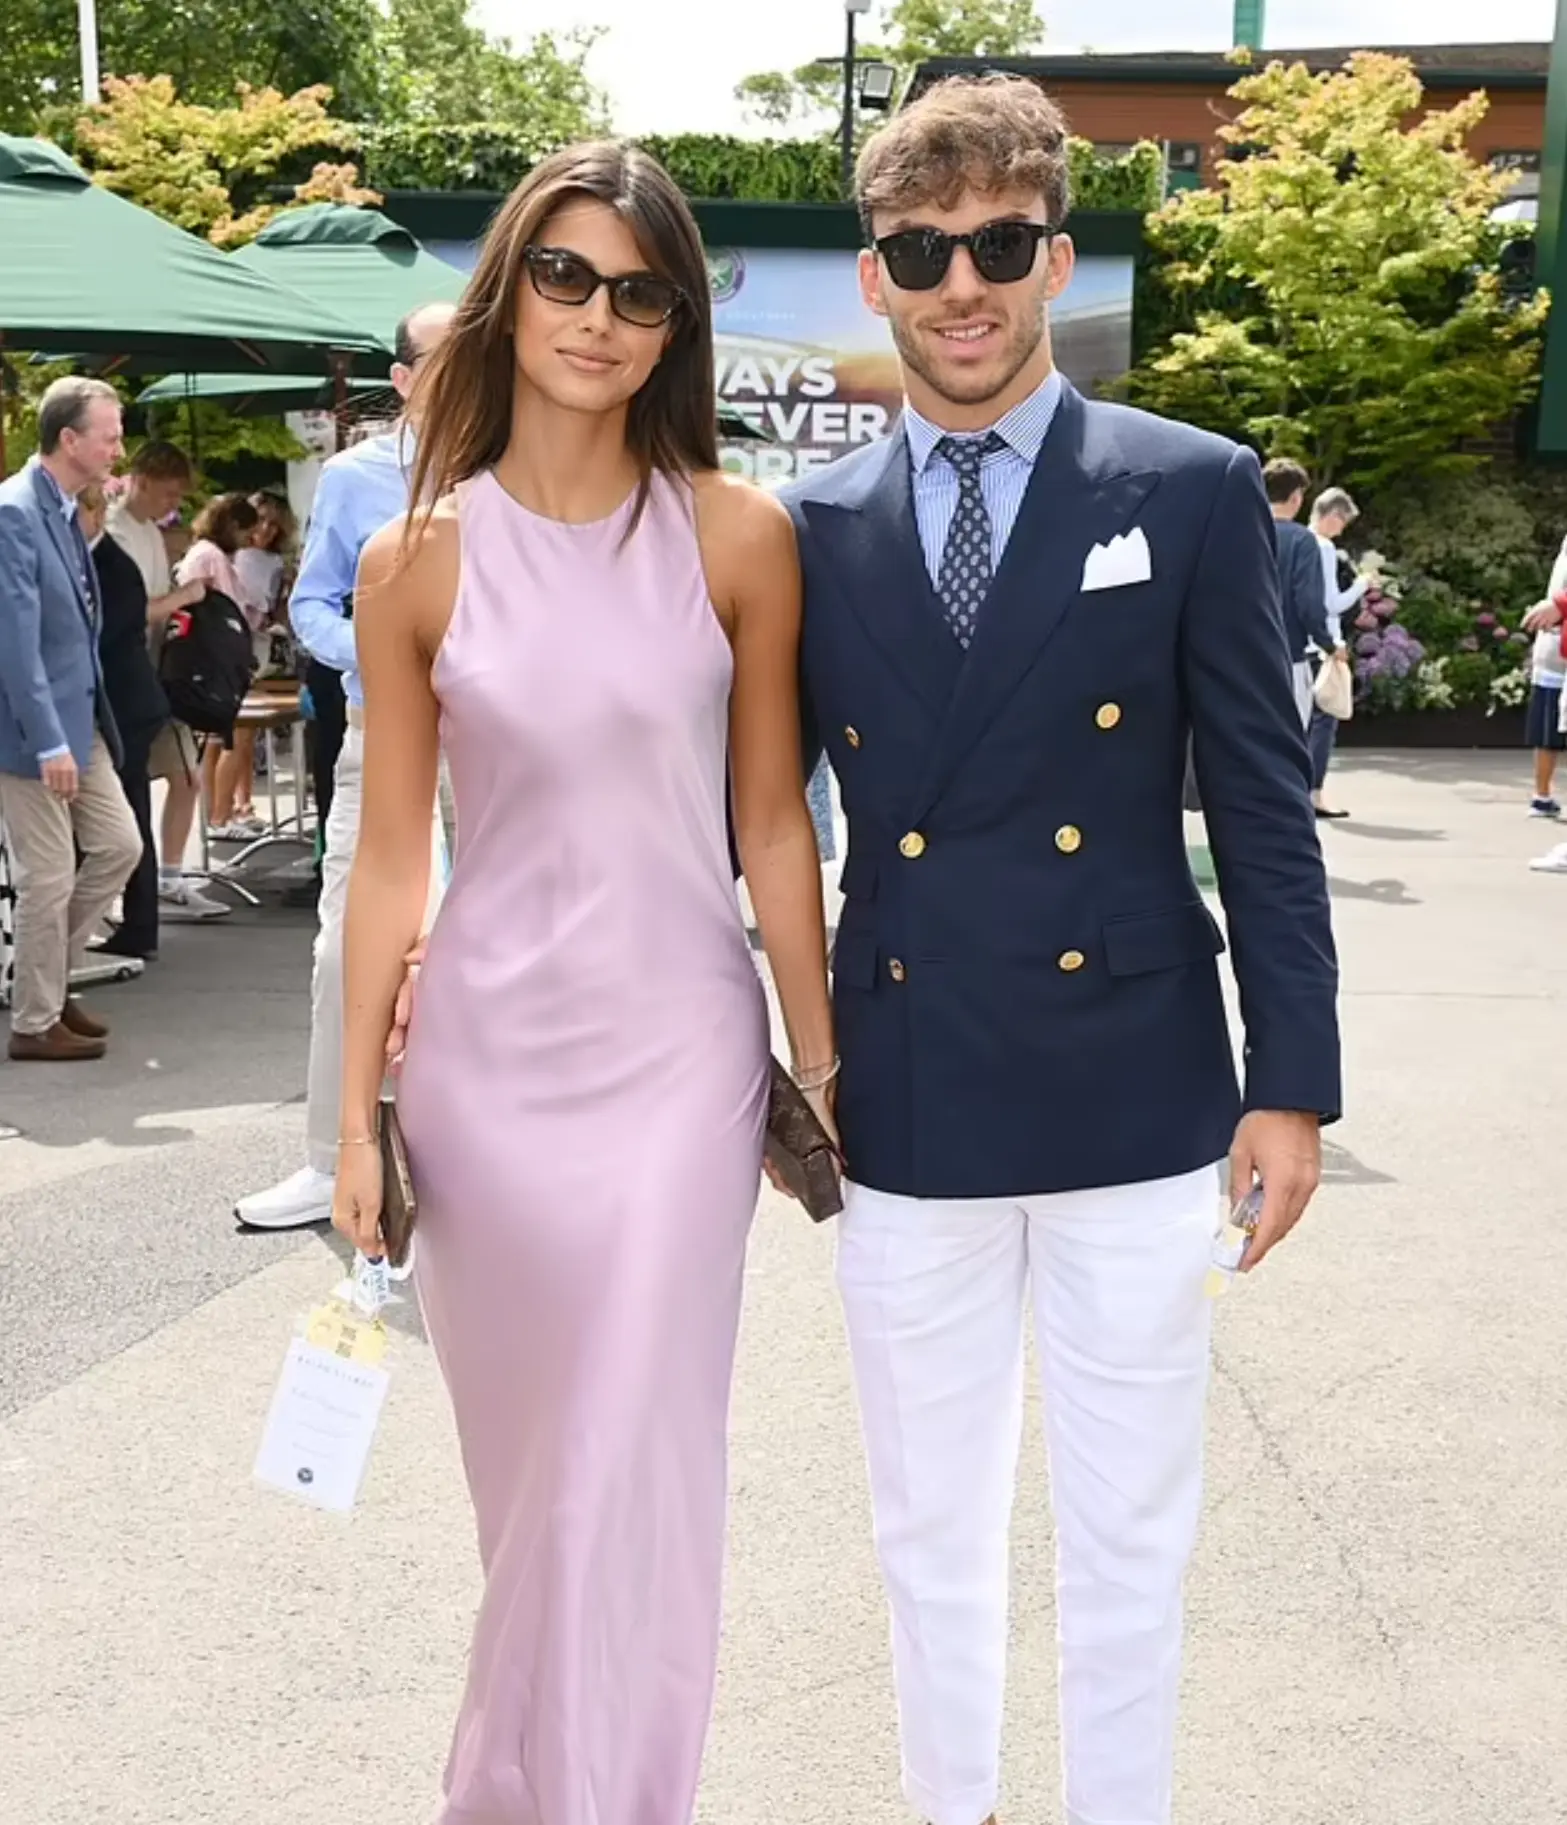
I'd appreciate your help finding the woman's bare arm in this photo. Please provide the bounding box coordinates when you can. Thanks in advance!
[698,474,835,1082]
[338,508,458,1146]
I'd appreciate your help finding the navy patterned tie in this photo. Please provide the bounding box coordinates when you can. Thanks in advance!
[935,432,1004,648]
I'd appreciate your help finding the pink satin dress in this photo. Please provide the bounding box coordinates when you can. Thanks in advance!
[397,468,769,1824]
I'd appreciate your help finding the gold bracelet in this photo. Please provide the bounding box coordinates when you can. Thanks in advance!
[792,1056,841,1093]
[337,1136,376,1147]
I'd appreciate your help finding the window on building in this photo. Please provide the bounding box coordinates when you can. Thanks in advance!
[1491,150,1541,200]
[1165,141,1203,193]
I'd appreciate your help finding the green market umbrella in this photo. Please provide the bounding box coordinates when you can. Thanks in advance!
[230,204,468,346]
[137,371,401,419]
[0,136,385,469]
[136,205,468,429]
[136,369,776,445]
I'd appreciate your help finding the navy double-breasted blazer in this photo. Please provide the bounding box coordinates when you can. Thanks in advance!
[780,384,1341,1200]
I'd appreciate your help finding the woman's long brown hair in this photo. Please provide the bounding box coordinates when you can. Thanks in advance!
[404,140,718,546]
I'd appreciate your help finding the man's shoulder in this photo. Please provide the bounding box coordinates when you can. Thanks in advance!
[320,431,402,484]
[0,465,40,515]
[1079,395,1241,477]
[777,437,896,515]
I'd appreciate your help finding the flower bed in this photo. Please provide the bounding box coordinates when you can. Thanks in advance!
[1340,550,1534,739]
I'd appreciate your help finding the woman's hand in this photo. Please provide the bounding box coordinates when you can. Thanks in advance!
[332,1143,385,1257]
[386,938,428,1071]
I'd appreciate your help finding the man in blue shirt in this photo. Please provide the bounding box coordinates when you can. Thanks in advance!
[237,302,456,1228]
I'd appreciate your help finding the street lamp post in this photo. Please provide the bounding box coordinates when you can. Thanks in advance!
[842,0,874,197]
[78,0,101,103]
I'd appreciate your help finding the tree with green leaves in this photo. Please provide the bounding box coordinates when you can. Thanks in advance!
[735,0,1043,128]
[72,75,379,246]
[0,0,388,133]
[1125,52,1547,490]
[375,0,608,134]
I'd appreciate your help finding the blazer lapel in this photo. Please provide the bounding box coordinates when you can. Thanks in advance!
[30,466,96,631]
[909,385,1160,820]
[802,430,963,721]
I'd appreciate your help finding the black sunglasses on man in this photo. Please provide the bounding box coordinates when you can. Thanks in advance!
[872,218,1057,292]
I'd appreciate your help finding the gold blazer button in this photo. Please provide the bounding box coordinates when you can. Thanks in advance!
[1057,949,1086,973]
[1055,825,1082,855]
[845,726,862,748]
[1095,702,1122,730]
[888,957,907,983]
[898,831,927,859]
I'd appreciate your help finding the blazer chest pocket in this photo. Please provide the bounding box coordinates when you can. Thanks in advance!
[1101,901,1225,978]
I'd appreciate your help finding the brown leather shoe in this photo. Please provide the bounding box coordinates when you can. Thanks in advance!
[60,998,109,1040]
[9,1023,107,1062]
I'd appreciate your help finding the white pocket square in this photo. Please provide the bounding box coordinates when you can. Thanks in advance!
[1081,526,1152,592]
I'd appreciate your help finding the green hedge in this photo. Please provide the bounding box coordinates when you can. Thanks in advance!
[359,123,1164,214]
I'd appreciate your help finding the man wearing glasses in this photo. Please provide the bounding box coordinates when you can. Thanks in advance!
[781,76,1340,1825]
[235,302,455,1231]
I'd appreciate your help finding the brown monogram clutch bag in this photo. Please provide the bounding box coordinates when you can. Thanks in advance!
[765,1057,844,1224]
[376,1089,417,1268]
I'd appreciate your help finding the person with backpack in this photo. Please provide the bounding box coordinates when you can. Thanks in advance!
[175,493,264,842]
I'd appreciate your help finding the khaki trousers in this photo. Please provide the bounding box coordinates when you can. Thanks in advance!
[0,736,143,1036]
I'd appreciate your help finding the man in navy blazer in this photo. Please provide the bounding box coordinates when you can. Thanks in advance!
[0,378,142,1061]
[780,77,1339,1825]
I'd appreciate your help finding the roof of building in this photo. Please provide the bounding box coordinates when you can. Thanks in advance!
[908,43,1551,95]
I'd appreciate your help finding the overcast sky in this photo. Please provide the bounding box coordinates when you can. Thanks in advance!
[473,0,1559,135]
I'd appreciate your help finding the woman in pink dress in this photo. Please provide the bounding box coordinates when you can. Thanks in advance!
[332,142,837,1824]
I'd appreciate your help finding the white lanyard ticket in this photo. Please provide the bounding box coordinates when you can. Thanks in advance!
[253,1250,411,1514]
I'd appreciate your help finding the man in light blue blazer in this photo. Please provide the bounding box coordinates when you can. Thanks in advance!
[0,377,142,1061]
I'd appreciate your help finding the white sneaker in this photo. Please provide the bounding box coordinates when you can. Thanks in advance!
[1529,842,1567,875]
[235,1165,335,1230]
[158,877,232,920]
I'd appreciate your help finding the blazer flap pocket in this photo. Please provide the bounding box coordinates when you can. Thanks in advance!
[1102,901,1225,978]
[830,922,878,990]
[838,850,878,902]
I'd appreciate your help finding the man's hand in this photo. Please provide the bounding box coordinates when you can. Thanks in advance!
[1524,599,1563,635]
[1230,1109,1321,1272]
[40,753,79,801]
[386,937,427,1071]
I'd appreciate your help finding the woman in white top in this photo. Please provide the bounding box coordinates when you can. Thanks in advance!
[1307,487,1365,820]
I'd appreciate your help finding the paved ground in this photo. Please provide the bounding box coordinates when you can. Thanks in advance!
[2,750,1564,1825]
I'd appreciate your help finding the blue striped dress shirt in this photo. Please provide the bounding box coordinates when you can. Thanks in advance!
[902,368,1064,584]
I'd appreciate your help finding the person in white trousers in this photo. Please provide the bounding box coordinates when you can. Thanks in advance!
[777,80,1341,1825]
[235,302,456,1229]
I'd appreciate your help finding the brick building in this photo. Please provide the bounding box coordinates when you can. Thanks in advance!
[907,43,1548,199]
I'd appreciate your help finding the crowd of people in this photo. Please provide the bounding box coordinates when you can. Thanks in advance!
[0,64,1557,1825]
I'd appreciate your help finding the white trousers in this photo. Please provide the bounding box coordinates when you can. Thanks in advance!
[837,1165,1219,1825]
[304,727,446,1176]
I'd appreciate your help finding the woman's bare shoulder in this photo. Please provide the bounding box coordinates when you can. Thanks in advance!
[356,497,462,648]
[690,469,795,563]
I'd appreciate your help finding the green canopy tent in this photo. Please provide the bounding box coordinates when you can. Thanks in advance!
[137,205,467,421]
[0,137,385,471]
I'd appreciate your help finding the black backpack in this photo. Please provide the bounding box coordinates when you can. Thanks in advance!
[158,588,254,738]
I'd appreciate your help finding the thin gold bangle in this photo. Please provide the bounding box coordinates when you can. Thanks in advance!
[337,1136,376,1147]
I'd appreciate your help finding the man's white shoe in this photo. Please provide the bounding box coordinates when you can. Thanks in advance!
[235,1165,335,1229]
[1528,842,1567,875]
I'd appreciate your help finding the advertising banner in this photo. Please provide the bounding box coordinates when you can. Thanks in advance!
[424,237,1135,482]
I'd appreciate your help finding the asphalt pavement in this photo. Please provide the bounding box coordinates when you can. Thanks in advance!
[1,749,1564,1825]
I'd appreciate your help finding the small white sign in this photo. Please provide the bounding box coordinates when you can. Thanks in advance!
[254,1338,389,1514]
